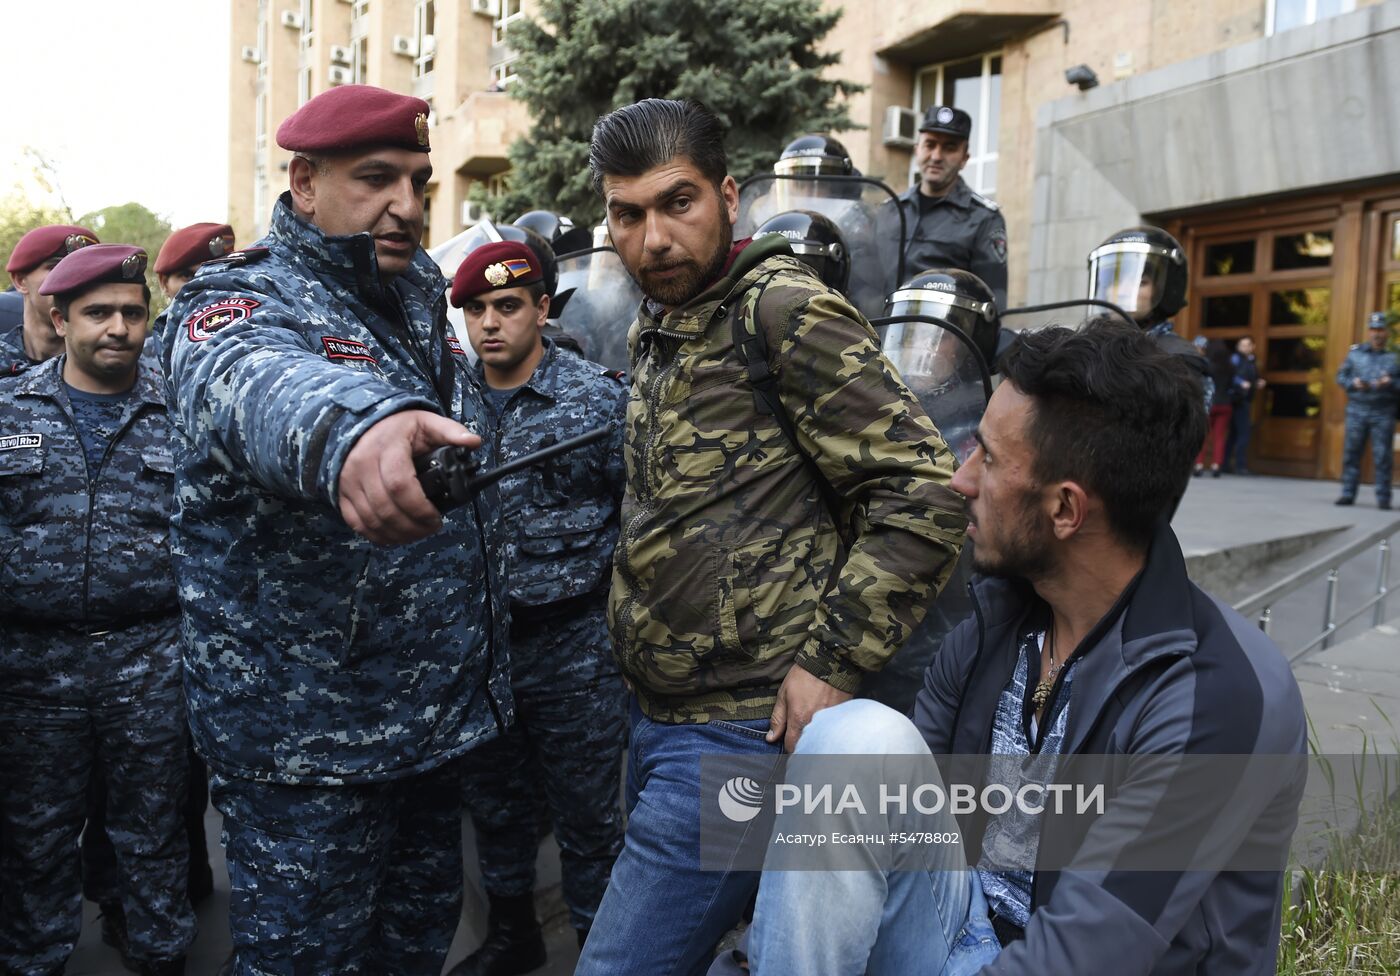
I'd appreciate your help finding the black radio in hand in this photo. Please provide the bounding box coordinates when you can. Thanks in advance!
[414,426,609,510]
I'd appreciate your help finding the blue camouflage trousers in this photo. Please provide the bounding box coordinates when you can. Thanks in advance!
[212,760,464,976]
[460,600,626,931]
[1340,403,1397,503]
[0,686,194,973]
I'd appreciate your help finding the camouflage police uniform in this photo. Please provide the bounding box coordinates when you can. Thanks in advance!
[885,178,1008,310]
[0,356,195,973]
[0,322,38,377]
[460,337,627,932]
[1336,340,1399,506]
[161,193,513,975]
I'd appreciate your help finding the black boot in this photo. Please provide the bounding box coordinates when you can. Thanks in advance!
[446,893,547,976]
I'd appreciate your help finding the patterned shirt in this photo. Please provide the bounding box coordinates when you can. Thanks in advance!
[66,384,133,478]
[978,625,1077,929]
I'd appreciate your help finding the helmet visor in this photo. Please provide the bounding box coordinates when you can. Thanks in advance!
[1088,248,1171,318]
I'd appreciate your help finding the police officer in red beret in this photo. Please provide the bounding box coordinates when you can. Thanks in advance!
[154,223,235,299]
[160,85,511,974]
[0,245,194,975]
[1,224,100,375]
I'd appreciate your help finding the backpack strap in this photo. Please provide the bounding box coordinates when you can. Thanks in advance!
[732,271,851,550]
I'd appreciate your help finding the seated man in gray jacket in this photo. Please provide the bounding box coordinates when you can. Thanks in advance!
[713,319,1307,976]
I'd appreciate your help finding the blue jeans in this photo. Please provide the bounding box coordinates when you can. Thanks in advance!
[574,699,784,976]
[745,700,1001,976]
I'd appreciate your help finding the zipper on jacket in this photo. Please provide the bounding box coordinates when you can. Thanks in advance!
[74,399,151,621]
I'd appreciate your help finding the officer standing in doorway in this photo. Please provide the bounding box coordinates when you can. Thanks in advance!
[884,106,1008,309]
[0,244,193,976]
[446,241,627,975]
[1335,312,1398,509]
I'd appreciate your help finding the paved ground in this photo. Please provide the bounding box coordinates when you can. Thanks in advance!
[59,471,1400,975]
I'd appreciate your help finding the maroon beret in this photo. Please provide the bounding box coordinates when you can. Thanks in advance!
[155,223,235,275]
[38,244,148,297]
[7,224,100,275]
[450,242,544,307]
[277,85,431,155]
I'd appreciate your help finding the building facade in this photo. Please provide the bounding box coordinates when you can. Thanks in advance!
[227,0,1399,479]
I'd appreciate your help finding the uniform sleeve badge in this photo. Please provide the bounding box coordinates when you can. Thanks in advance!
[991,234,1008,263]
[186,297,261,342]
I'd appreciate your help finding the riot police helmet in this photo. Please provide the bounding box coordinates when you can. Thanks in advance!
[774,134,856,178]
[754,210,850,294]
[1087,226,1187,327]
[885,268,1000,369]
[514,210,593,257]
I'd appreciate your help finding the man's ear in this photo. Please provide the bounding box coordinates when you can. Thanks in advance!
[1049,480,1091,542]
[49,306,67,339]
[535,292,551,327]
[721,174,740,225]
[12,269,32,298]
[288,156,318,216]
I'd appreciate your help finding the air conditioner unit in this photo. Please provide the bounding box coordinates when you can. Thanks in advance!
[470,0,499,16]
[882,106,917,149]
[280,10,303,29]
[462,201,489,226]
[330,44,352,64]
[391,35,418,57]
[240,45,261,64]
[420,35,436,56]
[328,65,352,85]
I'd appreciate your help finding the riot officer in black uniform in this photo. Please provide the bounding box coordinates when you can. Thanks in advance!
[884,106,1008,310]
[863,268,1000,712]
[753,210,851,295]
[1088,226,1210,403]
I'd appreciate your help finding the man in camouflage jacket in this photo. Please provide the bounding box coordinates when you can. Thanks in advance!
[160,86,511,974]
[575,98,968,976]
[0,244,194,975]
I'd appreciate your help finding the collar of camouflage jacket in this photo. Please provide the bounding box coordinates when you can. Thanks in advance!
[639,232,794,339]
[12,352,165,410]
[269,191,447,308]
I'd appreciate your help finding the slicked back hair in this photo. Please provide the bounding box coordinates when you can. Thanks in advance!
[999,317,1206,552]
[589,98,728,193]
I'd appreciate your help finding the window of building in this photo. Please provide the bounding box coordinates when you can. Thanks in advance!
[1267,0,1355,34]
[255,91,268,152]
[352,36,369,84]
[299,0,314,51]
[351,0,369,18]
[493,0,524,46]
[490,57,519,88]
[298,65,313,105]
[487,172,511,198]
[256,0,269,81]
[414,0,435,79]
[253,164,270,237]
[912,53,1002,197]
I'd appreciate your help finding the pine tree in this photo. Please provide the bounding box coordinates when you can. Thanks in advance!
[490,0,862,227]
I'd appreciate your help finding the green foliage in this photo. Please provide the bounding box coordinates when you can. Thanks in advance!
[491,0,863,226]
[0,195,73,287]
[77,203,174,317]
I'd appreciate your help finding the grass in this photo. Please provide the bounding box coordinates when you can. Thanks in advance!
[1278,717,1400,975]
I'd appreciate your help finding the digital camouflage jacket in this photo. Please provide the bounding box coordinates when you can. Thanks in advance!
[609,233,968,723]
[162,193,512,786]
[0,356,180,702]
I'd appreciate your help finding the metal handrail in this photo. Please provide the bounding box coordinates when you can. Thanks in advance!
[1234,518,1399,662]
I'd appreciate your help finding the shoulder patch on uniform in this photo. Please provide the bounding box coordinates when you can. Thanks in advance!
[970,191,1000,212]
[0,433,42,451]
[446,334,467,357]
[186,298,261,342]
[322,336,378,364]
[991,233,1008,263]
